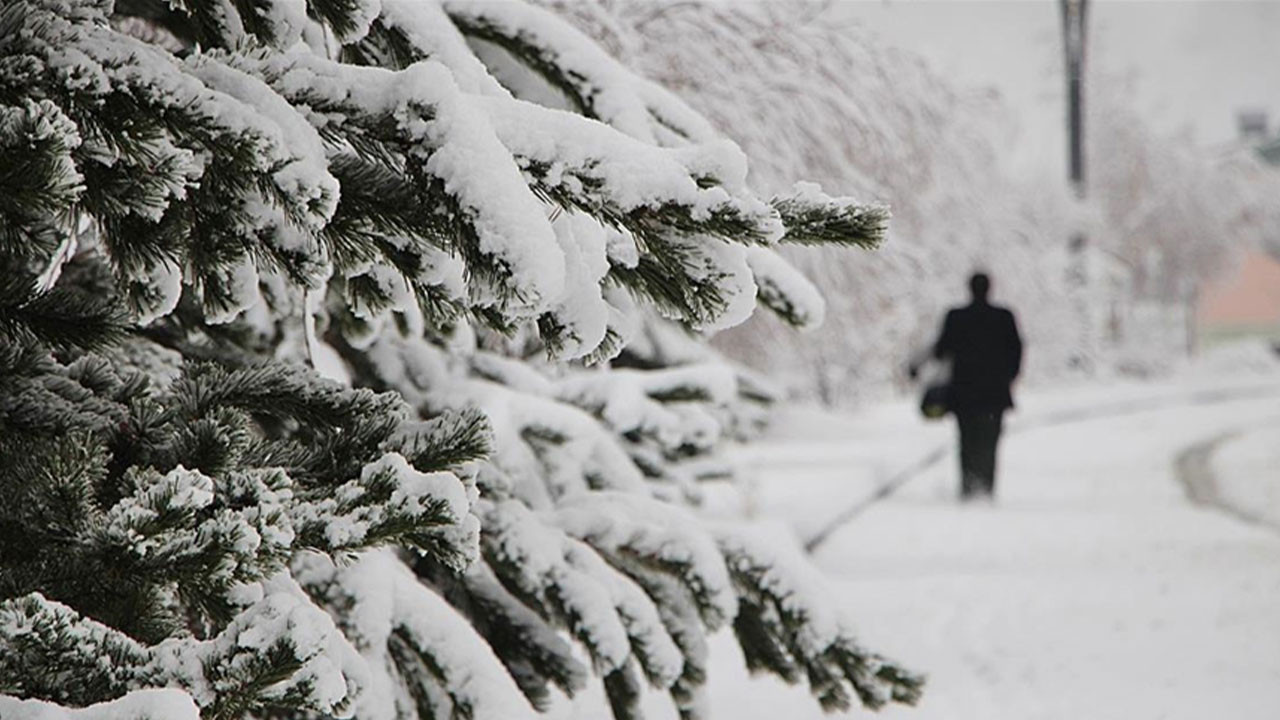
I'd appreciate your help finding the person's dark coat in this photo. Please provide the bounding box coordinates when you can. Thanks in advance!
[933,301,1022,412]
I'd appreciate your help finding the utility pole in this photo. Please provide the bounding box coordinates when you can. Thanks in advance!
[1061,0,1088,201]
[1060,0,1092,370]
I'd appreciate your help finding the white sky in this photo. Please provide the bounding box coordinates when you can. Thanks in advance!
[838,0,1280,176]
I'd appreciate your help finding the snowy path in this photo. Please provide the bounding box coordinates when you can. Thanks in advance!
[1203,419,1280,529]
[702,376,1280,720]
[803,379,1280,551]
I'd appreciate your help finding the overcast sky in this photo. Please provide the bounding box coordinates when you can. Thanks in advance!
[839,0,1280,176]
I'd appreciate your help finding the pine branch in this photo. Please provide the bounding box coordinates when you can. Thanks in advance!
[236,49,557,318]
[0,5,921,719]
[443,0,716,144]
[509,135,777,248]
[603,662,644,720]
[171,362,408,430]
[771,185,890,249]
[0,274,127,353]
[718,529,925,712]
[386,406,493,473]
[607,555,711,720]
[0,99,84,266]
[341,17,429,71]
[745,246,827,329]
[0,594,160,705]
[415,556,590,710]
[309,0,381,44]
[446,9,594,116]
[608,254,727,330]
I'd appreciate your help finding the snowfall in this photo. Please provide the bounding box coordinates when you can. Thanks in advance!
[559,340,1280,720]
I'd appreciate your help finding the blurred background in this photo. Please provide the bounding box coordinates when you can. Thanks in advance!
[536,3,1280,718]
[549,0,1280,407]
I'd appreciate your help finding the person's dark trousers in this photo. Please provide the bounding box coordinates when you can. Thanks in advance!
[955,410,1004,498]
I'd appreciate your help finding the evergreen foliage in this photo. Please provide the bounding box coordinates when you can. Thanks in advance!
[0,1,921,719]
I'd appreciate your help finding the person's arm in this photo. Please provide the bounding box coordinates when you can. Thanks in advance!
[1007,311,1023,381]
[908,313,951,379]
[906,340,933,379]
[932,311,956,361]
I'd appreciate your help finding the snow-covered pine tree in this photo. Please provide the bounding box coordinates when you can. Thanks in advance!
[0,1,921,719]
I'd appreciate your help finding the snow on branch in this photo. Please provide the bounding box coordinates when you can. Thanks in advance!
[347,0,512,97]
[716,527,925,711]
[552,492,738,630]
[0,690,200,720]
[475,498,694,716]
[443,0,718,145]
[479,96,775,244]
[555,363,736,453]
[295,549,536,720]
[416,556,590,709]
[0,349,500,718]
[232,46,567,317]
[4,1,335,322]
[290,452,480,566]
[438,3,867,334]
[464,376,649,500]
[745,247,828,330]
[0,2,922,719]
[0,589,363,719]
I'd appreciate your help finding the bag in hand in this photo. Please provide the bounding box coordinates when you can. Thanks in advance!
[920,383,950,420]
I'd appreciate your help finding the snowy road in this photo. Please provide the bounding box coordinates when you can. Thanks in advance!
[704,374,1280,720]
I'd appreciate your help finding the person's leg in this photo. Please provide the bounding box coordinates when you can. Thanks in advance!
[974,411,1003,497]
[956,412,980,499]
[987,411,1004,496]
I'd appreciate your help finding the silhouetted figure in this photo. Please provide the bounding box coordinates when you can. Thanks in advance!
[928,273,1022,500]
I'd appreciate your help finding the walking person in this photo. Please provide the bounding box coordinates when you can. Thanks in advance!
[914,272,1023,500]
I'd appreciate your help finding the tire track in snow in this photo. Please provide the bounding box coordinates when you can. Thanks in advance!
[1174,420,1280,535]
[804,380,1280,553]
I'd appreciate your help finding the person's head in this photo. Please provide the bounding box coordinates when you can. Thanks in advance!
[968,272,991,303]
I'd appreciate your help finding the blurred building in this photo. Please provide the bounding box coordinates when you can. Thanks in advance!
[1237,108,1269,143]
[1197,250,1280,346]
[1196,110,1280,348]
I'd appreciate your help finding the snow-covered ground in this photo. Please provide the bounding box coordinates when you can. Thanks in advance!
[1214,425,1280,529]
[550,346,1280,720]
[697,349,1280,720]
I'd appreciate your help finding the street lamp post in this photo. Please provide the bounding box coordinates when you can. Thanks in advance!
[1060,0,1092,370]
[1061,0,1088,200]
